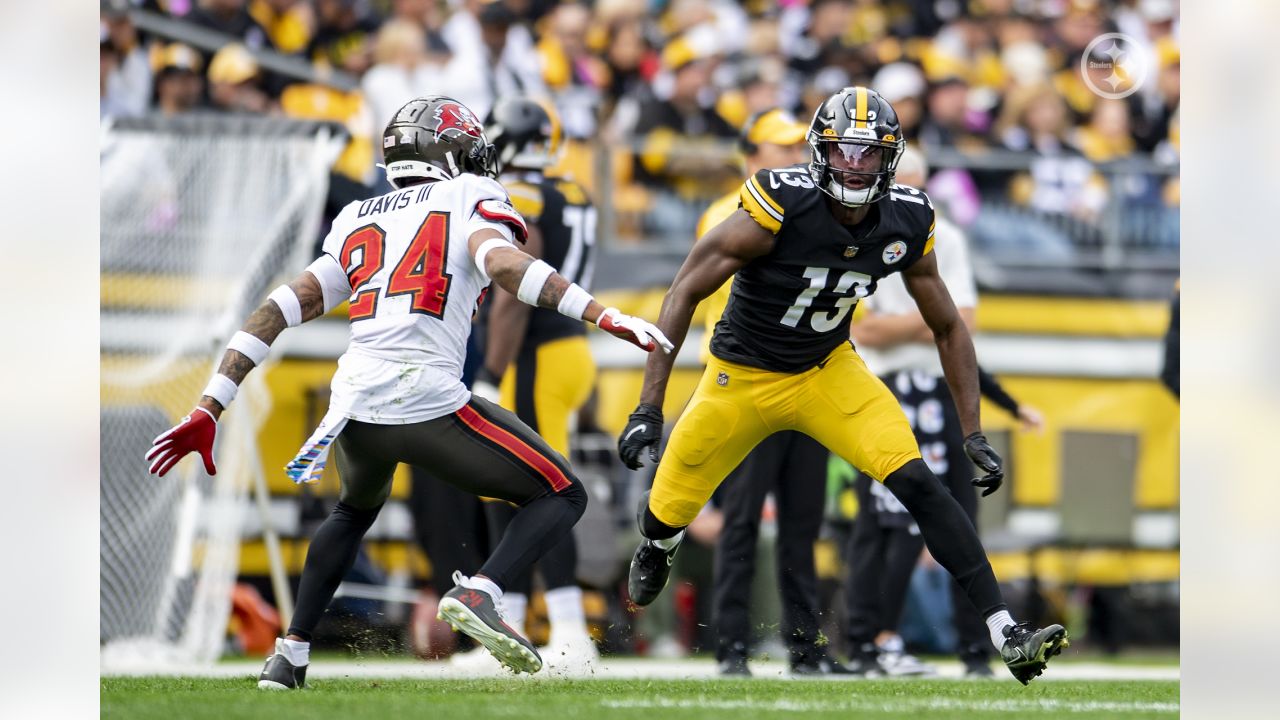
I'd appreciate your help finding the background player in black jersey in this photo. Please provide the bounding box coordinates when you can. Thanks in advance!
[462,97,600,672]
[616,87,1068,685]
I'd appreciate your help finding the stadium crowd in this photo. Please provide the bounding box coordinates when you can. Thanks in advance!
[102,0,1180,255]
[103,0,1181,672]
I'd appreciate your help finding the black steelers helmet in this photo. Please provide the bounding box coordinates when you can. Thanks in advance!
[382,95,498,187]
[485,96,563,173]
[806,86,906,207]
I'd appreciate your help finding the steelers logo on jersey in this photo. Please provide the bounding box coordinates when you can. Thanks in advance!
[882,240,908,264]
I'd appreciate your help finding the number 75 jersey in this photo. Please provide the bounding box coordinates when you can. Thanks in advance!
[318,173,524,423]
[710,164,937,373]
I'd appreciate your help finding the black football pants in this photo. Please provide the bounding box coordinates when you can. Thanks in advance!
[287,396,587,641]
[844,375,993,660]
[408,469,488,597]
[712,431,828,664]
[480,339,581,595]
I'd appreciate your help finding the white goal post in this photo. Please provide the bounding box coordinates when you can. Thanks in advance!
[101,114,346,671]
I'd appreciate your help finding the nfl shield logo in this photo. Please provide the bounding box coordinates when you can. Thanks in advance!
[717,372,729,386]
[843,245,858,258]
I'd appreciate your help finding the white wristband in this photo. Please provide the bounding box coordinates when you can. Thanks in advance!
[227,331,270,366]
[517,259,555,305]
[473,237,512,283]
[557,283,592,320]
[201,373,239,409]
[268,285,303,327]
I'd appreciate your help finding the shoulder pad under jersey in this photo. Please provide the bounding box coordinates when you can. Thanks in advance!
[738,164,818,234]
[885,183,937,255]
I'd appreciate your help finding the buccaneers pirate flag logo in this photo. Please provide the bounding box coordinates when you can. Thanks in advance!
[433,101,485,140]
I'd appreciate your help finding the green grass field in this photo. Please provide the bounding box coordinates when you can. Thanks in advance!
[102,677,1179,719]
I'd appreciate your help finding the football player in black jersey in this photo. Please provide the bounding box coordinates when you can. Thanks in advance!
[617,87,1068,685]
[467,97,600,671]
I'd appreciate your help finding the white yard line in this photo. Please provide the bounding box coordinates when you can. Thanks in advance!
[601,697,1179,714]
[102,657,1179,682]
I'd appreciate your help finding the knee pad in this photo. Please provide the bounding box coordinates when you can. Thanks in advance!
[883,459,945,511]
[558,477,588,520]
[332,500,382,532]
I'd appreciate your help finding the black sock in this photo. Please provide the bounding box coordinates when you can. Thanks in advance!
[640,504,685,541]
[478,482,587,590]
[884,460,1006,618]
[287,501,382,640]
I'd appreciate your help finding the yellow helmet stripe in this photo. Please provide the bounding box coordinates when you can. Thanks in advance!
[536,99,563,158]
[854,87,868,129]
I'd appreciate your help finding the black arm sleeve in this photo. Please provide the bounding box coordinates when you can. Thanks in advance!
[1160,293,1179,398]
[978,365,1021,417]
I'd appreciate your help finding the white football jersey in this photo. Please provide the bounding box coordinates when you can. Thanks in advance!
[858,214,978,377]
[317,173,521,423]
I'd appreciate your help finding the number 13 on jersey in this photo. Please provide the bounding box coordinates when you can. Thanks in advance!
[781,266,872,331]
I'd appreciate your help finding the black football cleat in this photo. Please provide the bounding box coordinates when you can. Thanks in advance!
[842,642,887,678]
[717,642,751,676]
[437,572,542,674]
[1000,622,1069,685]
[718,656,752,677]
[257,639,307,690]
[963,657,996,679]
[627,539,678,607]
[960,644,995,679]
[790,653,856,676]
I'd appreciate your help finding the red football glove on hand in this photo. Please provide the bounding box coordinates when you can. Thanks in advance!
[146,407,218,477]
[597,307,674,354]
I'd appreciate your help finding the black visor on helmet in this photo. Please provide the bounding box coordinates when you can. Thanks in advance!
[809,135,902,206]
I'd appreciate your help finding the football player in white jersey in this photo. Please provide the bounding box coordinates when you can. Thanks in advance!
[144,95,672,687]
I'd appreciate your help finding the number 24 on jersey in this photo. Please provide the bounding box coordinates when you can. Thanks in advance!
[340,212,455,322]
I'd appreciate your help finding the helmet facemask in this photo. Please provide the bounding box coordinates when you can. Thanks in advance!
[808,135,904,207]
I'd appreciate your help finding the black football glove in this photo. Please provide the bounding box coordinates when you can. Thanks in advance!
[618,403,663,470]
[964,432,1005,497]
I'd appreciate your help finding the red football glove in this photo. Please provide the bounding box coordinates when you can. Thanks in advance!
[597,307,674,354]
[145,407,218,477]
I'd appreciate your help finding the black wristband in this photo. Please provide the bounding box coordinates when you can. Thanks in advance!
[633,403,663,420]
[978,366,1020,417]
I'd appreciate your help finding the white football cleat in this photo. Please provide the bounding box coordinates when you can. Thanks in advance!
[540,629,600,675]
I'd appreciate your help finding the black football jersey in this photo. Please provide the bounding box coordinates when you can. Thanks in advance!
[710,164,937,372]
[506,174,596,344]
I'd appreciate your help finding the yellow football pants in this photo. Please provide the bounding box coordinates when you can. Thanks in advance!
[648,342,922,528]
[499,335,596,458]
